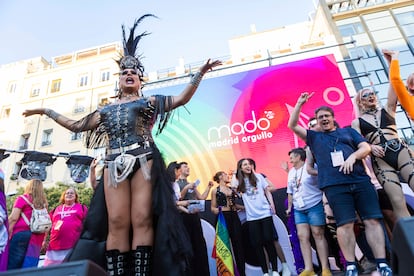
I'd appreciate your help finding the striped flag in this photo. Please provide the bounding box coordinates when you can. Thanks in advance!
[213,210,238,276]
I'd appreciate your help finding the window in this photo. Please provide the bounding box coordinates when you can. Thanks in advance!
[19,134,30,150]
[8,82,17,94]
[73,98,86,114]
[348,46,376,59]
[100,70,110,82]
[31,88,40,97]
[98,96,110,107]
[79,74,88,87]
[31,84,40,97]
[11,162,22,180]
[51,79,61,93]
[338,22,364,37]
[1,108,10,119]
[41,129,53,146]
[70,132,82,141]
[396,11,414,25]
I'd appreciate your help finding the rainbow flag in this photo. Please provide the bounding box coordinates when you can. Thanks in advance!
[213,210,238,276]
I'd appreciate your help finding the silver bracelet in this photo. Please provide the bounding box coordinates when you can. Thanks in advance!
[190,71,203,87]
[45,109,59,121]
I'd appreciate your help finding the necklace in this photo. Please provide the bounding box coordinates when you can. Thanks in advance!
[120,92,139,100]
[61,203,75,219]
[294,166,304,189]
[364,108,381,129]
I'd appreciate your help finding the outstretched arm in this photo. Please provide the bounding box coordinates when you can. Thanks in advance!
[169,59,222,109]
[382,49,398,114]
[196,181,214,200]
[287,92,313,141]
[23,108,99,132]
[384,49,414,119]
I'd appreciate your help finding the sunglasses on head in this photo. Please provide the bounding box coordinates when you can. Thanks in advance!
[308,120,317,128]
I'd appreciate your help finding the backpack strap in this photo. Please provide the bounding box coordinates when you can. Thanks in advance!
[19,195,34,209]
[19,195,34,227]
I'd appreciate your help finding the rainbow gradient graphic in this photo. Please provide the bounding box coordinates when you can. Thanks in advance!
[151,55,355,190]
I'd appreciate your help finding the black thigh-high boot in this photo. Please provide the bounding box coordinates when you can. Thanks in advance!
[131,246,152,276]
[105,249,129,276]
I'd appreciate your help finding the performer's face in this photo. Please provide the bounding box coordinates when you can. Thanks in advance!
[360,88,377,108]
[119,69,141,91]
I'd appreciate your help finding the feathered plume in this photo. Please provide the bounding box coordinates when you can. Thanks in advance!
[118,14,157,73]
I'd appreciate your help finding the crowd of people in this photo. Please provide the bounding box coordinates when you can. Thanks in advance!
[0,11,413,276]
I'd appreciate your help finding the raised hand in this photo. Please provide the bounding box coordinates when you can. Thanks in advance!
[199,59,222,74]
[297,92,314,106]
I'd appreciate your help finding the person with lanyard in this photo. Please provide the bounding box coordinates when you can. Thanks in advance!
[288,92,392,276]
[43,188,87,266]
[23,14,222,275]
[285,147,331,276]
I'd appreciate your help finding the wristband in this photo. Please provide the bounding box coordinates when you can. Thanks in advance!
[190,71,203,87]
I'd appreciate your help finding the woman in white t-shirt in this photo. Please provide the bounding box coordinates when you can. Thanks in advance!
[236,158,281,276]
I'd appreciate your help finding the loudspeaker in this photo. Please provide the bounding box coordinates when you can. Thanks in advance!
[392,217,414,276]
[1,260,106,276]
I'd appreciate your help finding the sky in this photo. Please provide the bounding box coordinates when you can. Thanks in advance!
[0,0,317,72]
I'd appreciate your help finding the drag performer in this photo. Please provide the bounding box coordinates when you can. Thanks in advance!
[23,14,222,275]
[352,84,414,219]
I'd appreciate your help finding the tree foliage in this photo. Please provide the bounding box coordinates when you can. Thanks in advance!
[6,182,94,214]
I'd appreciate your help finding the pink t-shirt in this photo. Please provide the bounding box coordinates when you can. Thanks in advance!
[12,195,33,235]
[48,203,87,250]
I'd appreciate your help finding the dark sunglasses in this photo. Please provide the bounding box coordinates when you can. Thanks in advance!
[361,91,375,99]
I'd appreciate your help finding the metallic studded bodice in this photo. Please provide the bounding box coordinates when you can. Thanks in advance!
[100,98,155,149]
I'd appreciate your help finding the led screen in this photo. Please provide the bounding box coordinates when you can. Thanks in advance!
[150,54,354,190]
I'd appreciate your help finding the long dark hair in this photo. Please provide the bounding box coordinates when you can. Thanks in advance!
[166,161,179,183]
[236,158,257,193]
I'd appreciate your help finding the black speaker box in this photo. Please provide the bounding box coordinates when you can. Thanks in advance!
[392,217,414,276]
[0,260,106,276]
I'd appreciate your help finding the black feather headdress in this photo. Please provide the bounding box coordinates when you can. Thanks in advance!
[118,14,157,75]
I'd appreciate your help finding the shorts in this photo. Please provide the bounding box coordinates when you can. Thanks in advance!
[294,201,325,226]
[323,181,383,227]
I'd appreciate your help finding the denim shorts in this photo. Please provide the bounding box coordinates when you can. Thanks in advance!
[323,181,382,227]
[294,201,325,226]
